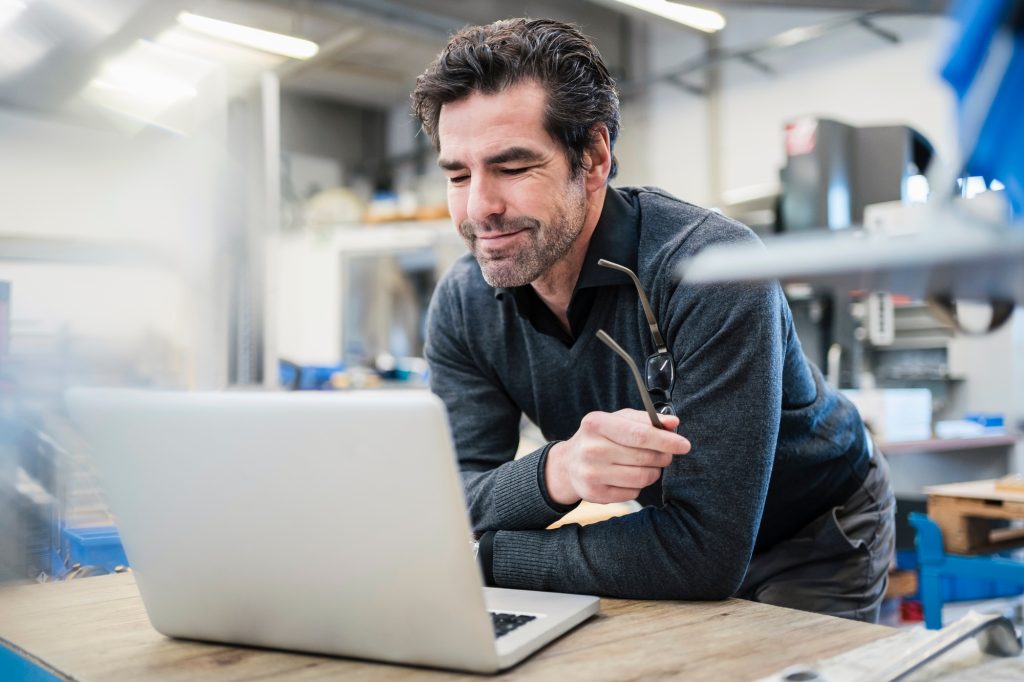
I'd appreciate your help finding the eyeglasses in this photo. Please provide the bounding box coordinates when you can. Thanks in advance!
[595,259,676,430]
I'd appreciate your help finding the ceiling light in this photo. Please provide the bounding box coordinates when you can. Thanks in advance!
[92,62,198,102]
[83,40,214,134]
[176,11,318,60]
[611,0,724,33]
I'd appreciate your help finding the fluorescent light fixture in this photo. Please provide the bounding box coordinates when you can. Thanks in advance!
[83,40,214,134]
[773,25,821,49]
[92,60,198,103]
[177,11,318,60]
[611,0,724,32]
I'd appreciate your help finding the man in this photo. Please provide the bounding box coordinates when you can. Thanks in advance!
[413,18,894,622]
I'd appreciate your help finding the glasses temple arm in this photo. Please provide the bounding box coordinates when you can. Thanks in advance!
[597,259,668,353]
[596,330,665,430]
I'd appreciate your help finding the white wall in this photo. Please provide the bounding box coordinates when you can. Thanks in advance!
[720,15,955,199]
[616,12,957,207]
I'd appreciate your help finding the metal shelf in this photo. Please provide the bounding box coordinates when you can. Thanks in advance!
[881,434,1018,455]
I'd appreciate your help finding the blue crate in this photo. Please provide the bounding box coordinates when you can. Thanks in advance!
[278,361,344,390]
[61,526,128,573]
[964,412,1004,429]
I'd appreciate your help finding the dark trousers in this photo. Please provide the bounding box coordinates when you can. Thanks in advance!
[738,452,896,623]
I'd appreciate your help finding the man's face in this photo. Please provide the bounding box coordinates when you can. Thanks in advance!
[437,80,588,288]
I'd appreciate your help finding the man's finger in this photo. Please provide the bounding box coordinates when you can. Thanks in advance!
[616,408,680,432]
[605,464,664,489]
[601,413,690,453]
[620,449,674,469]
[654,414,680,432]
[586,485,642,505]
[615,407,665,422]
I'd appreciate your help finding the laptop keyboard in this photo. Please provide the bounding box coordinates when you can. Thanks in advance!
[490,611,537,638]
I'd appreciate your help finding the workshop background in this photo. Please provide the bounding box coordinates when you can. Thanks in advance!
[1,0,1022,632]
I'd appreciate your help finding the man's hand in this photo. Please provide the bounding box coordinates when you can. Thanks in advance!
[544,409,691,506]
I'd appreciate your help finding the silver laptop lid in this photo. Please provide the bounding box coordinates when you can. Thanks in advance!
[65,388,499,671]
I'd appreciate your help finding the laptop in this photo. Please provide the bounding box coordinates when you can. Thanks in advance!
[64,388,598,674]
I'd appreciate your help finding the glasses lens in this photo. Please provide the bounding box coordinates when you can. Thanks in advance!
[646,352,675,393]
[649,389,674,417]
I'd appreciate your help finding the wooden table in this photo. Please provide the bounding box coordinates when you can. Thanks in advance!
[0,574,893,681]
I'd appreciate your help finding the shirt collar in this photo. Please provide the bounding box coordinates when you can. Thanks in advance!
[493,187,640,303]
[573,186,640,292]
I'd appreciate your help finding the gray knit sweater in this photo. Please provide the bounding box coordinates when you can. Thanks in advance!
[425,186,869,600]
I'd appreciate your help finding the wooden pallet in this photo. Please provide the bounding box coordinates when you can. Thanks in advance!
[926,478,1024,555]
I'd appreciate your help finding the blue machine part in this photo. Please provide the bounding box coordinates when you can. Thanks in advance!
[941,0,1024,218]
[910,512,1024,629]
[897,548,1024,603]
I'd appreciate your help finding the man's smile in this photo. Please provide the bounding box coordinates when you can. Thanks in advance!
[478,227,529,238]
[476,228,530,249]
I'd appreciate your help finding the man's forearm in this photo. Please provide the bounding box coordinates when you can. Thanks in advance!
[489,505,753,600]
[461,443,578,534]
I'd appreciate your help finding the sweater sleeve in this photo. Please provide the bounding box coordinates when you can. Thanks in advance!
[489,277,785,600]
[425,275,576,534]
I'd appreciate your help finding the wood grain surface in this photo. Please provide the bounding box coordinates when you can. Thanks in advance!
[0,573,893,681]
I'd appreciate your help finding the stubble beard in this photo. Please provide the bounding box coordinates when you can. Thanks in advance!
[459,178,588,289]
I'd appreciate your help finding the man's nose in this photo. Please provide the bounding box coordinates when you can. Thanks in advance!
[466,176,505,225]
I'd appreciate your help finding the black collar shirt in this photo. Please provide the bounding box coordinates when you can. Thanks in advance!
[493,188,640,347]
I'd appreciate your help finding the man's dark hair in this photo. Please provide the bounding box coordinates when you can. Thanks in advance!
[411,18,620,179]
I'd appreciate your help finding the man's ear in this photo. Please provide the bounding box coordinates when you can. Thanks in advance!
[581,123,612,193]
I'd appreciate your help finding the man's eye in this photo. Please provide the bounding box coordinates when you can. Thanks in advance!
[501,167,528,175]
[449,175,469,184]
